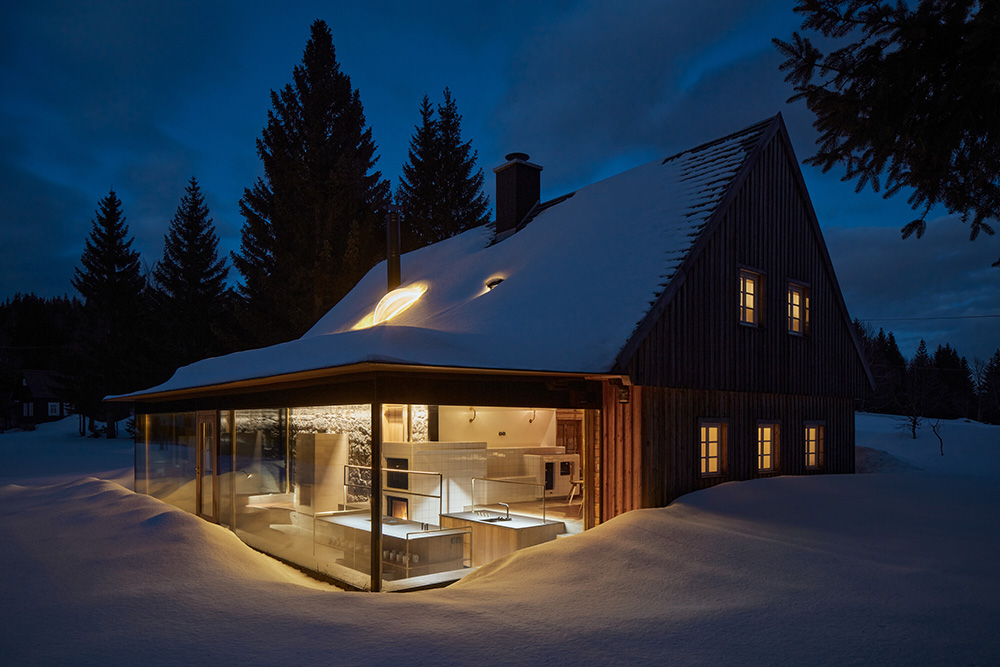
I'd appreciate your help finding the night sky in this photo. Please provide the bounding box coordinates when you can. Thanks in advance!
[2,1,997,360]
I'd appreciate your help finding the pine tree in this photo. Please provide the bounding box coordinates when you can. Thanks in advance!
[397,88,490,252]
[151,177,231,372]
[982,350,1000,424]
[774,1,1000,265]
[931,344,975,419]
[69,189,148,434]
[899,339,933,437]
[397,95,439,251]
[233,19,389,346]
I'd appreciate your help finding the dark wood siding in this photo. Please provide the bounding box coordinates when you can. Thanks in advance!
[601,383,643,520]
[621,133,869,399]
[636,387,855,507]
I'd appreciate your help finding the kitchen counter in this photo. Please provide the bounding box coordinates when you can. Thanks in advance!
[440,511,565,566]
[315,511,470,580]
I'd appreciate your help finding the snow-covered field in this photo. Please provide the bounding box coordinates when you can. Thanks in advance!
[1,413,997,665]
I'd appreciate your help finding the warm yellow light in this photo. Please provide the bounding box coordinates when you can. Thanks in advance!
[372,285,426,325]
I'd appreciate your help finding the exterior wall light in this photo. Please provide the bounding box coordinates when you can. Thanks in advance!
[372,285,426,326]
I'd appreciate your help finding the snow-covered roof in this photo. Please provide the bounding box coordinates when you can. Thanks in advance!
[123,117,775,398]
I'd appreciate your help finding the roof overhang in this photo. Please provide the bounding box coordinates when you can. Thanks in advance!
[110,361,627,404]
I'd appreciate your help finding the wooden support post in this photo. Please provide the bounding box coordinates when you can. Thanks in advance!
[370,383,383,592]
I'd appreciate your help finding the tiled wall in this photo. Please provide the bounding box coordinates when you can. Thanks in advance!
[383,441,488,525]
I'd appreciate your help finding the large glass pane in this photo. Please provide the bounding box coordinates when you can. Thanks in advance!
[217,411,234,528]
[197,416,216,520]
[144,412,197,513]
[231,405,375,589]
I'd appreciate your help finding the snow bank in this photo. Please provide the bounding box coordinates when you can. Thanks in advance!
[0,417,133,488]
[1,414,998,665]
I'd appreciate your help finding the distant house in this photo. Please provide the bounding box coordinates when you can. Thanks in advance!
[113,115,872,591]
[15,369,71,429]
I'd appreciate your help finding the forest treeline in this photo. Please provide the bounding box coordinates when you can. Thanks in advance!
[853,320,1000,426]
[0,20,490,434]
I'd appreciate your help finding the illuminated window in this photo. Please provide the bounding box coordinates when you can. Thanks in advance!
[757,422,779,472]
[805,423,824,469]
[787,282,810,335]
[699,421,726,477]
[740,270,760,326]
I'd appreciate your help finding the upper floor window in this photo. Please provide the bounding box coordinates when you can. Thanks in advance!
[739,270,760,326]
[787,282,810,335]
[805,423,824,469]
[699,421,726,477]
[757,422,779,472]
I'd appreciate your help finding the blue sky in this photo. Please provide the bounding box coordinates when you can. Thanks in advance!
[1,0,997,360]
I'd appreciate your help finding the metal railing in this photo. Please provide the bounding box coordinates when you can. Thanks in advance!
[471,476,547,523]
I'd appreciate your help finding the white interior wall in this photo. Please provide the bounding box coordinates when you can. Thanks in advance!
[438,406,556,447]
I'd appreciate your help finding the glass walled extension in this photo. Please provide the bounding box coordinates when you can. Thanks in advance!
[136,403,600,591]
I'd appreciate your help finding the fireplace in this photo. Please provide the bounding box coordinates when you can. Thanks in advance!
[387,495,408,520]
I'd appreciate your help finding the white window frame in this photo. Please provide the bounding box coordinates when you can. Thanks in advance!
[699,420,726,477]
[48,402,61,417]
[739,269,761,326]
[757,422,779,472]
[805,422,825,469]
[787,282,810,335]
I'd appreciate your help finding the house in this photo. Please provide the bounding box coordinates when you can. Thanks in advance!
[112,114,872,591]
[15,369,71,429]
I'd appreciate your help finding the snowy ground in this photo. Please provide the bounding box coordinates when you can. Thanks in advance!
[1,413,997,665]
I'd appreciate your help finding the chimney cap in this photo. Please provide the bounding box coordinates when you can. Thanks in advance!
[504,152,531,162]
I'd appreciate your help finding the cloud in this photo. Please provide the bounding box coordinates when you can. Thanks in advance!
[825,220,1000,360]
[0,157,91,297]
[491,0,799,194]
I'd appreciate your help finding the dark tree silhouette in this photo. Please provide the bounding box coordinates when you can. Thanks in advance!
[69,189,148,436]
[397,88,490,252]
[233,19,390,346]
[774,1,1000,265]
[151,177,231,374]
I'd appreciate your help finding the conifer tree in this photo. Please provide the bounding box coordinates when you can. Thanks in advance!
[981,350,1000,424]
[233,19,389,346]
[397,88,490,252]
[69,189,148,435]
[899,339,933,437]
[931,344,975,419]
[151,178,231,372]
[774,1,1000,265]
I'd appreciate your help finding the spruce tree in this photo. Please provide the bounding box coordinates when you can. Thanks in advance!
[397,88,490,252]
[151,177,230,372]
[69,189,148,434]
[981,350,1000,424]
[774,1,1000,265]
[233,19,389,347]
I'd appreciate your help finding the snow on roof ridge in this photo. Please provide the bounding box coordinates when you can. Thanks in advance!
[117,118,779,398]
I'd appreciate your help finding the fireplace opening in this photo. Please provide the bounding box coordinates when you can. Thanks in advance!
[387,495,409,520]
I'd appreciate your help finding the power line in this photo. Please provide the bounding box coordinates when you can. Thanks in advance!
[859,315,1000,322]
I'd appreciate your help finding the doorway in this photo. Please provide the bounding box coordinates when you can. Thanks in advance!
[196,411,218,522]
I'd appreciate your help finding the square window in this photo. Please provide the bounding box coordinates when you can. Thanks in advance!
[740,270,760,326]
[805,423,824,469]
[757,423,779,472]
[699,421,726,477]
[48,402,61,417]
[788,282,810,335]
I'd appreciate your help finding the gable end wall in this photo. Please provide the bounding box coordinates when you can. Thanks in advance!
[622,134,869,398]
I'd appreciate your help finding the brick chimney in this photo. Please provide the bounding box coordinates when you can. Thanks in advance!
[493,152,541,239]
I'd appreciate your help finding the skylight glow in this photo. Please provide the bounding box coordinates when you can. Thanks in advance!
[372,285,426,325]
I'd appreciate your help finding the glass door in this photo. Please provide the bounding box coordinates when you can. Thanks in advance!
[196,411,218,522]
